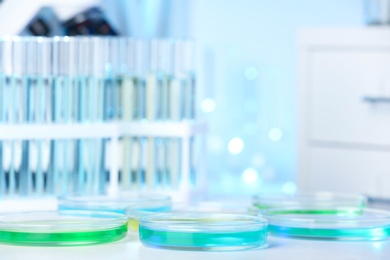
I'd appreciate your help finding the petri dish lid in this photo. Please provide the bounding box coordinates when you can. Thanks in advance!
[126,201,259,227]
[262,207,390,240]
[125,201,260,231]
[0,210,128,246]
[138,213,268,251]
[184,201,260,215]
[253,192,367,209]
[140,213,267,232]
[58,192,172,213]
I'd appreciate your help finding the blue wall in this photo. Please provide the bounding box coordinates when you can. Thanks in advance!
[189,0,364,195]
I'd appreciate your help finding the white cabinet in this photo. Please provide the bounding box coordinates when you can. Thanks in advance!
[310,51,390,145]
[298,28,390,198]
[307,147,390,197]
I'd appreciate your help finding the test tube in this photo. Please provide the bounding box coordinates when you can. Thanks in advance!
[167,40,185,189]
[134,39,148,189]
[76,36,90,193]
[26,37,43,195]
[34,37,52,195]
[62,37,75,193]
[12,36,28,196]
[0,37,12,196]
[68,37,80,194]
[52,36,78,195]
[120,37,137,189]
[102,37,119,189]
[56,37,68,194]
[89,37,105,193]
[110,37,121,120]
[145,39,159,189]
[182,40,196,120]
[25,37,37,195]
[102,37,116,121]
[116,37,125,121]
[48,36,60,195]
[0,39,4,196]
[84,37,95,193]
[182,40,197,185]
[156,39,173,189]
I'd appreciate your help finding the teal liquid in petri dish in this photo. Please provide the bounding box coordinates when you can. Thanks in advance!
[0,224,128,246]
[268,208,363,215]
[268,225,390,240]
[265,208,390,240]
[139,227,268,250]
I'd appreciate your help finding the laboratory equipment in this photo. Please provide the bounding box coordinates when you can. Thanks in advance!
[0,210,128,246]
[63,7,118,36]
[262,207,390,240]
[0,0,102,36]
[138,213,268,251]
[0,36,205,201]
[365,0,390,25]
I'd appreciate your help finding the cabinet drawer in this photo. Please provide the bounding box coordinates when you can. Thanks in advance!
[308,146,390,198]
[309,50,390,146]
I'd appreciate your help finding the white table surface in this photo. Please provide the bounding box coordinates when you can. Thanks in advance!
[1,233,390,260]
[1,198,390,259]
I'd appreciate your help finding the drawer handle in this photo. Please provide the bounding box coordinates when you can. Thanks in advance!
[361,96,390,103]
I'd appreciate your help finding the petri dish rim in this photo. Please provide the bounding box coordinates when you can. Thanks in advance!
[263,207,390,226]
[139,213,268,233]
[253,192,367,208]
[0,210,128,232]
[126,202,261,220]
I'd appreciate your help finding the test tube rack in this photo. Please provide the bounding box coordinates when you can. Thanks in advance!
[0,120,208,200]
[0,36,205,202]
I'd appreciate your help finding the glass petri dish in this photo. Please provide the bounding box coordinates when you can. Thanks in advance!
[138,213,268,251]
[0,210,128,246]
[58,193,172,213]
[262,207,390,240]
[253,192,367,210]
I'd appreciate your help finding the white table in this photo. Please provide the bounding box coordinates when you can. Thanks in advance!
[1,233,389,260]
[1,199,390,259]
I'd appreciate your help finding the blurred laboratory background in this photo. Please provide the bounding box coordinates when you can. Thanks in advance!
[1,0,389,201]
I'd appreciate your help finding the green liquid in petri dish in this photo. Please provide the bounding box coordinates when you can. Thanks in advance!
[0,224,128,246]
[269,208,363,215]
[139,227,268,250]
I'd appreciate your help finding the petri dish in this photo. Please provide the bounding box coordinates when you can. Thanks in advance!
[138,213,268,251]
[262,207,390,240]
[253,192,367,210]
[58,193,172,213]
[0,210,128,246]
